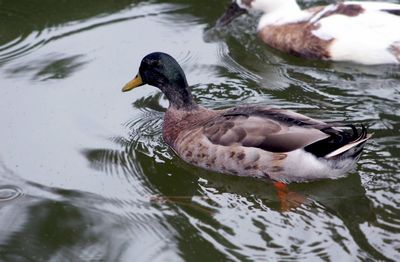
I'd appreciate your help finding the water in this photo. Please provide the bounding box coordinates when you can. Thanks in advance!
[0,0,399,261]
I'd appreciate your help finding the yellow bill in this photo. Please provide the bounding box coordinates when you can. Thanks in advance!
[122,73,144,92]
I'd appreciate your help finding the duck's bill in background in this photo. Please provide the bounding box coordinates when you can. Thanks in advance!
[122,73,144,92]
[216,2,247,27]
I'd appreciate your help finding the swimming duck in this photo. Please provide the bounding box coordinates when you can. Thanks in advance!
[122,52,371,183]
[217,0,400,65]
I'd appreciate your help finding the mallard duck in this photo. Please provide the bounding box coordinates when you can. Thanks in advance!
[217,0,400,65]
[122,52,371,183]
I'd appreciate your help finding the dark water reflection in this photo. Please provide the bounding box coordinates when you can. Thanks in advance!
[6,54,87,81]
[0,0,399,261]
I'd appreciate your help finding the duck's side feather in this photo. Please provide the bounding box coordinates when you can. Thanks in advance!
[201,105,360,158]
[202,106,328,153]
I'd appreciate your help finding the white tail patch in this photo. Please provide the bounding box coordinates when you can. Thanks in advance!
[325,134,372,158]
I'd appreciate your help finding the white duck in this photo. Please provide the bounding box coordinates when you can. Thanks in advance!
[217,0,400,65]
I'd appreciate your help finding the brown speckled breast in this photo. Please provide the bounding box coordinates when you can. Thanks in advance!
[162,106,220,148]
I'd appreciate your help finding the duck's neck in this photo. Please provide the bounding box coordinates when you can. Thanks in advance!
[163,84,198,111]
[257,1,306,30]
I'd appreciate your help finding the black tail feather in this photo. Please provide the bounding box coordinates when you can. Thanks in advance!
[304,124,369,158]
[346,124,358,140]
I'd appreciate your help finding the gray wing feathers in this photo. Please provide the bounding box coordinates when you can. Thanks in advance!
[203,106,330,152]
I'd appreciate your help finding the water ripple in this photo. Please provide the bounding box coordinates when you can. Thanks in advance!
[0,3,185,66]
[0,185,23,202]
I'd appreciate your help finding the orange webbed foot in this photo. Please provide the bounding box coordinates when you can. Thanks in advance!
[273,182,307,212]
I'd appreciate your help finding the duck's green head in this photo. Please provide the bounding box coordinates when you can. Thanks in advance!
[122,52,197,110]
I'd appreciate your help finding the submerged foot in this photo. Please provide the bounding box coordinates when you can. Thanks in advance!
[274,182,307,211]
